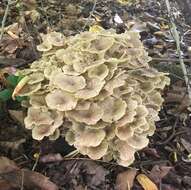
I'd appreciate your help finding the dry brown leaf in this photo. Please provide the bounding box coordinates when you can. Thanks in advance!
[0,139,25,150]
[8,110,25,125]
[0,157,19,173]
[0,157,58,190]
[116,168,137,190]
[0,180,14,190]
[149,165,172,184]
[181,138,191,153]
[136,174,158,190]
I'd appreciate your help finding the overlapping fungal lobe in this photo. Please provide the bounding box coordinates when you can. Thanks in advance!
[17,29,170,167]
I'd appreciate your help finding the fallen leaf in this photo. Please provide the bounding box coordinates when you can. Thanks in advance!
[136,174,158,190]
[0,139,25,150]
[116,168,137,190]
[183,176,191,187]
[8,110,25,125]
[4,39,19,54]
[149,165,172,184]
[143,148,160,158]
[0,157,58,190]
[82,161,108,187]
[180,138,191,153]
[0,180,14,190]
[127,20,147,33]
[0,157,19,173]
[6,23,21,36]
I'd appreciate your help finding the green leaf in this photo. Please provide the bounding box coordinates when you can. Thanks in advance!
[6,75,19,87]
[15,96,27,102]
[0,89,13,102]
[0,102,3,115]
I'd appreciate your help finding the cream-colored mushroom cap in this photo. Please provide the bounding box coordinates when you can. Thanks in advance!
[116,140,136,161]
[62,65,82,76]
[44,66,61,79]
[135,105,149,118]
[28,72,44,84]
[49,129,60,141]
[104,73,127,94]
[51,111,64,128]
[105,60,118,80]
[66,103,103,125]
[24,107,53,129]
[75,78,105,99]
[117,156,135,167]
[116,111,136,127]
[48,31,65,46]
[147,108,160,121]
[88,36,114,52]
[75,101,91,110]
[45,89,77,111]
[115,125,134,141]
[127,135,149,149]
[100,97,127,123]
[149,91,164,106]
[131,117,147,129]
[32,110,63,140]
[88,64,109,80]
[37,41,52,52]
[86,141,108,160]
[140,81,155,92]
[29,95,46,108]
[86,121,107,129]
[73,58,104,73]
[32,124,54,140]
[65,131,75,145]
[116,99,137,127]
[75,129,106,147]
[51,73,86,93]
[105,125,115,140]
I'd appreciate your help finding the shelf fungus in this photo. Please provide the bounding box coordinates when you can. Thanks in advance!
[16,29,170,167]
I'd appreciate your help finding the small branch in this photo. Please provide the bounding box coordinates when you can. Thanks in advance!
[165,0,191,104]
[82,0,97,31]
[0,0,12,41]
[152,57,191,63]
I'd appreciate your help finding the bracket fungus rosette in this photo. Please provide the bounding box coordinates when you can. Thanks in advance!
[15,30,170,167]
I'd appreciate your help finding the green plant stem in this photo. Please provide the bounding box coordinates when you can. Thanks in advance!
[165,0,191,104]
[0,0,12,41]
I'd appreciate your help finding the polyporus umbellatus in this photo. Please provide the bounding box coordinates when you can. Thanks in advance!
[16,30,170,166]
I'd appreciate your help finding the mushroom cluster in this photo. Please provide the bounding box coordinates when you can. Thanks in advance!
[16,30,170,166]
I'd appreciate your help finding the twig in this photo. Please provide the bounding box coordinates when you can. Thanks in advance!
[165,0,191,104]
[62,157,134,168]
[0,0,12,41]
[82,0,97,31]
[152,57,191,63]
[20,170,24,190]
[32,153,40,171]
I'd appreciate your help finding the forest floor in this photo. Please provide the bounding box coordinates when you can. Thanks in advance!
[1,0,191,189]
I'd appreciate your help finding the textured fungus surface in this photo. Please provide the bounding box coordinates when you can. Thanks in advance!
[17,30,170,167]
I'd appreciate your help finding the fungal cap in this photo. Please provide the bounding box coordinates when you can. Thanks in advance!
[45,89,77,111]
